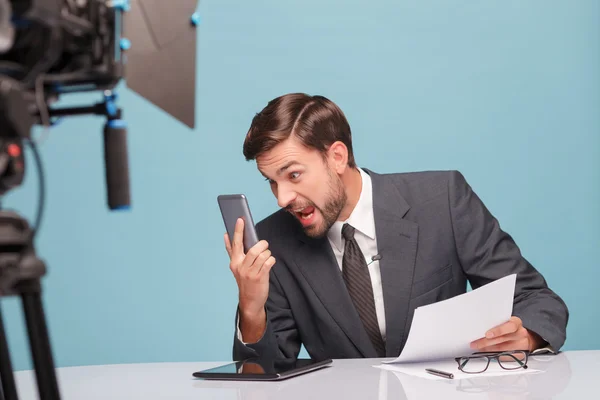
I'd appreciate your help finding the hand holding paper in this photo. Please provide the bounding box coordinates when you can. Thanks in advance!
[471,315,545,353]
[377,274,544,380]
[385,274,518,364]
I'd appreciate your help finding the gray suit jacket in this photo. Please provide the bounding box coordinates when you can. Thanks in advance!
[232,169,569,361]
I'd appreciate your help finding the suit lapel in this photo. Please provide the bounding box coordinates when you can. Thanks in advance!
[367,169,419,357]
[294,232,378,358]
[290,169,418,358]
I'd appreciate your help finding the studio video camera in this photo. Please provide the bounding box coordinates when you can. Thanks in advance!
[0,1,199,399]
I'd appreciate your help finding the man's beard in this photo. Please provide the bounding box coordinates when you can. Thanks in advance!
[294,168,347,239]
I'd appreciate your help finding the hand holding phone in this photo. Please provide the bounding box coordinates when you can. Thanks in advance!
[219,194,276,343]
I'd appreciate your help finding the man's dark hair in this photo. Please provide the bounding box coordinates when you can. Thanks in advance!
[243,93,356,168]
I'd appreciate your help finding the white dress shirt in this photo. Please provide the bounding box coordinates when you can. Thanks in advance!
[326,167,386,341]
[237,168,386,343]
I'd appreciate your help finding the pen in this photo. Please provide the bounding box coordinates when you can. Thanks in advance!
[425,368,454,379]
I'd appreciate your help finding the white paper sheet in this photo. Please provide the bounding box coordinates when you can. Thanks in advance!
[375,359,542,380]
[384,273,517,364]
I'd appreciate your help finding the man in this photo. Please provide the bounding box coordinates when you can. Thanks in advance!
[224,93,568,361]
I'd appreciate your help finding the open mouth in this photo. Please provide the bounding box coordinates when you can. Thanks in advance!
[293,206,316,226]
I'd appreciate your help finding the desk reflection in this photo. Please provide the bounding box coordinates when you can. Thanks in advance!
[192,353,571,400]
[388,352,572,400]
[193,360,409,400]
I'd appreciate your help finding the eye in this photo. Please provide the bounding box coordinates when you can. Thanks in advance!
[289,171,301,180]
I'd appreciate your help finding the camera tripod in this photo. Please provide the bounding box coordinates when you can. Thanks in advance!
[0,80,127,400]
[0,210,60,400]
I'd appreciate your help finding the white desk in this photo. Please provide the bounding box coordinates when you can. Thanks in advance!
[13,350,598,399]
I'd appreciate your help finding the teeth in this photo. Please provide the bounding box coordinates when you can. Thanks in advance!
[301,212,313,220]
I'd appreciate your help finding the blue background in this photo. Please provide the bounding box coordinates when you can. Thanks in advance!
[4,0,599,370]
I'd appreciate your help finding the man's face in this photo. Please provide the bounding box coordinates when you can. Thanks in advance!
[257,136,347,238]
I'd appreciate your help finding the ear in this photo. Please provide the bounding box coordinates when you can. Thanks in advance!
[327,141,349,174]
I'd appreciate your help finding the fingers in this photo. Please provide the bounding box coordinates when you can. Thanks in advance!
[472,327,529,349]
[257,255,276,275]
[231,218,245,255]
[485,316,522,339]
[241,253,276,280]
[228,231,273,296]
[241,240,269,270]
[471,317,525,350]
[477,337,530,355]
[251,249,272,274]
[224,233,232,258]
[238,246,274,284]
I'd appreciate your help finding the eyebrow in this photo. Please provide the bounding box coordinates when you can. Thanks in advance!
[277,161,301,176]
[260,161,303,181]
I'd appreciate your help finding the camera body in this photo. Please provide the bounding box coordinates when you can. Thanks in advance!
[2,0,124,95]
[0,0,130,200]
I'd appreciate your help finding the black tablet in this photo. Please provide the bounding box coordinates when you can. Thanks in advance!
[192,358,332,381]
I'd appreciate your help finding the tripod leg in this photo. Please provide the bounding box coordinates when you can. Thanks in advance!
[0,305,18,400]
[21,292,60,400]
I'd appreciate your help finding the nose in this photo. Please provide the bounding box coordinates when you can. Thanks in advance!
[276,184,297,209]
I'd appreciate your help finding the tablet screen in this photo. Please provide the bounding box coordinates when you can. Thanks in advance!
[193,358,332,380]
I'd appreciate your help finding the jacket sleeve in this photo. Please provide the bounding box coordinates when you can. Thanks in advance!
[232,263,301,361]
[447,170,569,351]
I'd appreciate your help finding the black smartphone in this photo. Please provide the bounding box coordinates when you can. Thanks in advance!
[217,194,260,253]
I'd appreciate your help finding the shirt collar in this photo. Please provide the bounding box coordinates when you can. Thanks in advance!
[327,167,376,252]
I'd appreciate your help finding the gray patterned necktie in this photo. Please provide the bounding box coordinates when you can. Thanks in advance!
[341,223,386,357]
